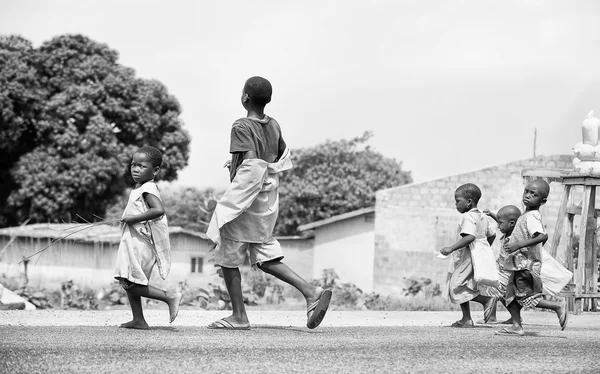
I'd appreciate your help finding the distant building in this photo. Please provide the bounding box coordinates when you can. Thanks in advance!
[298,207,375,292]
[0,223,213,289]
[296,154,575,296]
[374,154,574,295]
[0,155,576,294]
[0,223,314,290]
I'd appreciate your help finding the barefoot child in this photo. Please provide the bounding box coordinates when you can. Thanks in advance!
[495,179,568,336]
[206,76,332,330]
[440,183,498,327]
[114,146,182,329]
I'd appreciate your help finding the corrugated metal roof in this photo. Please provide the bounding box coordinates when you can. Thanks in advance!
[297,206,375,231]
[0,223,208,243]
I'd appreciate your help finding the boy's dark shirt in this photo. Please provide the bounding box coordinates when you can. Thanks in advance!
[229,115,287,181]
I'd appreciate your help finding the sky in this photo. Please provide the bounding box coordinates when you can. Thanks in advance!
[2,0,600,190]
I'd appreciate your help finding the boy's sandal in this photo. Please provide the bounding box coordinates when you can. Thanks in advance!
[207,319,250,330]
[307,288,333,329]
[450,320,474,328]
[558,308,568,331]
[494,327,524,336]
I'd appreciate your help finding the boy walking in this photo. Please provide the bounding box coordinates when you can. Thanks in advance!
[495,179,568,336]
[206,76,332,330]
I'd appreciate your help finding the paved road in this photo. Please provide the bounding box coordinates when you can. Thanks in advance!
[1,310,600,373]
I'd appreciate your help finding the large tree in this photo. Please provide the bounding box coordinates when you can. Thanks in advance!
[0,34,190,226]
[275,132,412,235]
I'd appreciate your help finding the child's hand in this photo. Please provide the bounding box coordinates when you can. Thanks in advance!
[483,209,492,216]
[223,160,231,170]
[504,242,521,254]
[440,247,453,256]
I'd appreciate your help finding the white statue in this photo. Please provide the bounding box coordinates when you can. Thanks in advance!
[573,111,600,174]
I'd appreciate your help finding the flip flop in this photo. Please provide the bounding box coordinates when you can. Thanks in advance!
[450,320,474,328]
[307,289,332,329]
[207,319,250,330]
[169,292,183,323]
[494,327,524,336]
[483,297,498,323]
[558,307,568,331]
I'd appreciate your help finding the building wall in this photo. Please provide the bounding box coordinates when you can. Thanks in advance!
[0,232,314,291]
[374,155,575,296]
[0,233,212,289]
[312,214,375,292]
[279,237,315,280]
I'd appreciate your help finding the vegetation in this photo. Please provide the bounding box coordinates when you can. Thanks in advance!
[0,34,190,227]
[276,132,412,235]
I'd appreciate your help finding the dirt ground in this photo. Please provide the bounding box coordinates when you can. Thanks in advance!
[2,310,600,373]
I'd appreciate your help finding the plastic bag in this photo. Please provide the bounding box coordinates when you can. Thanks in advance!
[540,247,573,296]
[471,237,500,288]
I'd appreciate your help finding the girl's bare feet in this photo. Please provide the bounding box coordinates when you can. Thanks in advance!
[119,320,149,330]
[168,292,183,323]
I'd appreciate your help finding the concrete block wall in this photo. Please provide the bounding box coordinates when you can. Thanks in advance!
[278,237,314,280]
[374,155,575,295]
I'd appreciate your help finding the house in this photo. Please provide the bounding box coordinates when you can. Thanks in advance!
[0,223,315,290]
[374,154,575,295]
[0,223,214,289]
[298,207,375,292]
[294,154,576,296]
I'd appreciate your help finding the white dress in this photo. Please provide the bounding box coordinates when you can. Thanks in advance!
[114,181,171,285]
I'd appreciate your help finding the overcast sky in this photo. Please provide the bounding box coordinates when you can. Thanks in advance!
[2,0,600,189]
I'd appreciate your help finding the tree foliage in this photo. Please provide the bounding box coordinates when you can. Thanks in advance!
[0,34,190,227]
[275,132,412,235]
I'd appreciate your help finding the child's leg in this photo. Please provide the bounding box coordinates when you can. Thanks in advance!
[536,299,568,330]
[257,259,320,305]
[495,300,524,336]
[208,240,252,329]
[454,301,474,327]
[121,289,149,329]
[498,298,515,324]
[258,259,332,329]
[126,284,182,323]
[472,294,497,323]
[219,266,250,326]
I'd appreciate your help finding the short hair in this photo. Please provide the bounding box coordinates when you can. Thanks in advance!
[244,76,272,106]
[529,179,550,199]
[456,183,482,204]
[497,205,521,221]
[135,146,163,168]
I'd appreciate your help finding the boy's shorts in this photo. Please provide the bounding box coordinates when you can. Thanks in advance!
[512,266,543,308]
[117,277,136,290]
[215,237,284,268]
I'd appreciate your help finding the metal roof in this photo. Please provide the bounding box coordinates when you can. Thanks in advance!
[0,223,208,243]
[297,206,375,231]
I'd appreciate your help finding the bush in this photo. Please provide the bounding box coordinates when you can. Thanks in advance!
[310,269,453,311]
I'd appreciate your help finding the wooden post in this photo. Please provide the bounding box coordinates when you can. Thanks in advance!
[550,184,572,257]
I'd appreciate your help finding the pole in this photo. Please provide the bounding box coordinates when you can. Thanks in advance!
[533,127,537,162]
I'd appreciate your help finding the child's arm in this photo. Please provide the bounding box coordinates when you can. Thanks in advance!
[504,232,548,254]
[122,193,165,224]
[440,234,476,256]
[483,209,497,222]
[243,150,258,160]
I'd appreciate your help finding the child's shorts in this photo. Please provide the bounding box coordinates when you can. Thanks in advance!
[117,277,136,290]
[215,237,284,268]
[512,267,543,308]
